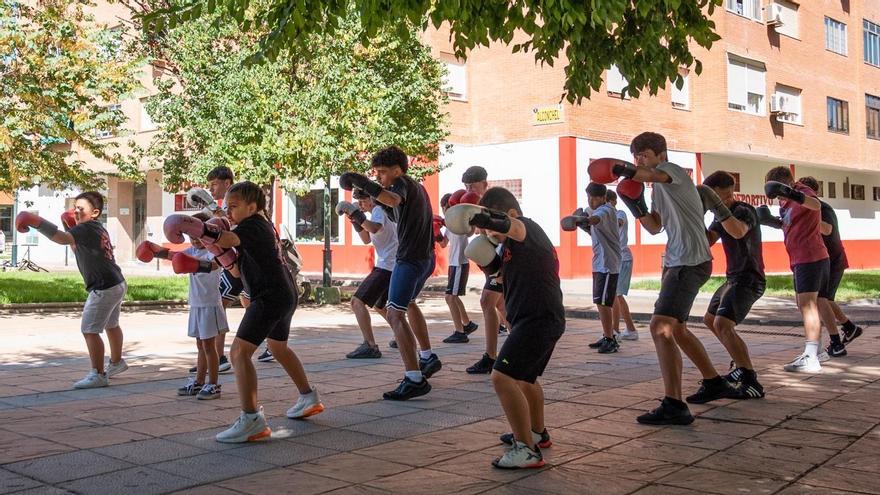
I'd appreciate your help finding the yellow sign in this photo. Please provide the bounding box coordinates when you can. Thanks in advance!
[532,104,564,126]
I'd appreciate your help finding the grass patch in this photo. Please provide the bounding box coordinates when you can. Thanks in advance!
[632,270,880,301]
[0,272,188,304]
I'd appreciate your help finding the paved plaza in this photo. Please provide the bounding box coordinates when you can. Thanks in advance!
[0,294,879,494]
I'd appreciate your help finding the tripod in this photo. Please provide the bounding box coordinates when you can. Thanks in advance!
[0,245,48,272]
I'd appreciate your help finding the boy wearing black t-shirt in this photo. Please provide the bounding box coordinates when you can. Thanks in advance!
[15,192,128,389]
[445,187,565,469]
[339,146,441,401]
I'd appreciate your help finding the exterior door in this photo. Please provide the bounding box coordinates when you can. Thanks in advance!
[133,183,147,250]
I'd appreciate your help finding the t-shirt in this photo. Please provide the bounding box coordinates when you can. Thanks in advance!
[500,217,565,334]
[369,206,398,272]
[69,220,125,292]
[779,183,828,267]
[589,203,621,274]
[819,200,848,270]
[234,214,295,305]
[385,176,434,262]
[444,228,470,267]
[650,162,713,267]
[616,209,633,262]
[183,247,223,307]
[709,201,765,285]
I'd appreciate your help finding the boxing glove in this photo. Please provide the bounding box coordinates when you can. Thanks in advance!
[617,179,650,218]
[432,215,445,242]
[756,205,783,229]
[61,209,77,230]
[588,157,637,184]
[448,189,467,207]
[444,204,512,236]
[459,191,481,205]
[464,234,502,277]
[561,214,591,232]
[339,172,383,198]
[573,208,592,234]
[697,185,732,222]
[204,243,238,269]
[15,211,59,238]
[136,241,170,262]
[764,181,805,204]
[171,252,213,274]
[163,214,223,244]
[186,187,219,212]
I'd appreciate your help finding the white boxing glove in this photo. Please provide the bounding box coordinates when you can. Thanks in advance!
[187,187,219,212]
[465,234,502,277]
[335,200,359,216]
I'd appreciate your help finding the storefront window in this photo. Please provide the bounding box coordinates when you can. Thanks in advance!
[294,188,339,243]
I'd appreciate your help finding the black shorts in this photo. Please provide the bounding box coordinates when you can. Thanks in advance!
[592,272,618,307]
[793,258,830,296]
[483,274,503,293]
[493,323,564,384]
[236,296,297,346]
[654,261,712,323]
[825,259,846,302]
[707,279,765,325]
[353,267,392,309]
[446,264,470,296]
[219,270,244,301]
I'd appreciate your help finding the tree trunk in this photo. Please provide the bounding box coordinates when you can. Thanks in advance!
[322,175,332,288]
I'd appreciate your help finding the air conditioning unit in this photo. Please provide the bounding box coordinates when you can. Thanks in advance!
[770,94,790,114]
[765,3,784,27]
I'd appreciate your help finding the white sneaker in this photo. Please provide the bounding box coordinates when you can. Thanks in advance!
[216,407,271,443]
[783,353,822,373]
[817,351,831,363]
[73,369,109,389]
[286,389,325,419]
[619,330,639,341]
[107,359,129,377]
[491,441,545,469]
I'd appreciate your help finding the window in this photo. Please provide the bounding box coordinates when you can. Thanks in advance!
[727,55,766,115]
[851,184,865,200]
[0,205,11,238]
[730,172,742,192]
[442,61,467,101]
[773,85,802,124]
[827,97,849,133]
[140,97,158,131]
[873,186,880,201]
[843,177,850,198]
[94,104,121,139]
[487,179,523,200]
[726,0,761,21]
[671,70,690,109]
[867,94,880,139]
[828,181,837,198]
[174,193,200,211]
[295,188,339,243]
[774,1,800,38]
[606,65,629,97]
[865,20,880,66]
[815,180,825,198]
[825,17,847,55]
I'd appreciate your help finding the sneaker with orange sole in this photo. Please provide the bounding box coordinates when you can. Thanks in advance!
[286,388,325,419]
[216,407,271,443]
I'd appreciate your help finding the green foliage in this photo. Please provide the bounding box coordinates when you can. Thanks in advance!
[0,0,142,192]
[126,6,448,191]
[141,0,723,103]
[0,272,188,303]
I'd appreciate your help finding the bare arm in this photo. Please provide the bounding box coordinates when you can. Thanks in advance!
[50,231,75,246]
[820,221,832,236]
[721,217,750,239]
[639,211,663,235]
[374,190,403,208]
[437,235,448,248]
[802,195,821,211]
[632,167,672,184]
[360,219,382,234]
[357,227,371,244]
[212,230,240,248]
[706,229,720,247]
[505,217,527,242]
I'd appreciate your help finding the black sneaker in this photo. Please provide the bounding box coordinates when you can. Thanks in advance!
[723,361,742,383]
[383,377,431,400]
[346,342,382,359]
[686,377,740,404]
[736,369,765,399]
[188,365,197,373]
[827,341,847,357]
[842,325,863,345]
[637,397,694,425]
[498,325,508,335]
[218,355,232,373]
[588,336,604,349]
[419,353,442,378]
[597,337,619,354]
[500,429,552,449]
[257,349,274,362]
[466,353,495,374]
[389,339,398,349]
[443,331,470,344]
[463,321,480,335]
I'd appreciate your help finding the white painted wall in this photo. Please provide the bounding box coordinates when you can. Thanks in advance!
[14,186,80,267]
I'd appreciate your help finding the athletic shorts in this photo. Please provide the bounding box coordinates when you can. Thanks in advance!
[493,322,564,384]
[825,259,846,302]
[236,296,297,346]
[706,279,765,325]
[353,267,392,309]
[81,281,127,334]
[387,256,435,312]
[793,258,830,296]
[654,261,712,323]
[188,305,229,339]
[483,274,503,293]
[446,264,470,296]
[219,270,244,301]
[592,272,619,307]
[617,259,633,296]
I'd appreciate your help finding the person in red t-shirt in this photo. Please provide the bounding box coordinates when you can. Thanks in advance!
[763,167,844,373]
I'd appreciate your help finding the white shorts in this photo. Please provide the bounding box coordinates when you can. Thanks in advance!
[617,259,633,296]
[188,306,229,340]
[81,282,126,334]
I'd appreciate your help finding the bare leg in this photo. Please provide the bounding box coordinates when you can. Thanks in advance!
[196,339,207,384]
[454,297,472,328]
[267,339,312,394]
[497,299,510,328]
[598,304,614,338]
[83,334,105,373]
[105,326,123,364]
[407,302,432,352]
[481,290,502,358]
[445,294,464,331]
[492,371,534,448]
[830,301,848,324]
[818,298,841,337]
[517,380,546,433]
[704,313,753,370]
[214,332,226,359]
[230,337,259,412]
[672,323,719,380]
[797,293,821,343]
[615,296,636,332]
[388,309,419,371]
[351,297,377,346]
[650,315,684,400]
[203,336,219,384]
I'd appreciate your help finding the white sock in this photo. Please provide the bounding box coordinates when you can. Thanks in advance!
[419,350,433,360]
[405,371,424,382]
[804,341,819,358]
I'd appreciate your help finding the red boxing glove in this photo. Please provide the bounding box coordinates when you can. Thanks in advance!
[15,211,58,238]
[136,241,170,262]
[432,215,444,242]
[61,209,77,230]
[459,191,481,205]
[163,214,223,244]
[588,157,637,184]
[448,189,467,207]
[617,179,650,218]
[171,252,212,274]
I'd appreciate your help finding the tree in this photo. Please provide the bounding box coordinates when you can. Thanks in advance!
[0,0,142,192]
[141,0,723,103]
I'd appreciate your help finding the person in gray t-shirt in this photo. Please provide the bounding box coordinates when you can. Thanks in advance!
[582,183,621,354]
[588,132,737,427]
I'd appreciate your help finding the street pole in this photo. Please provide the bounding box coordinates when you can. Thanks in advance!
[322,175,332,288]
[10,189,18,266]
